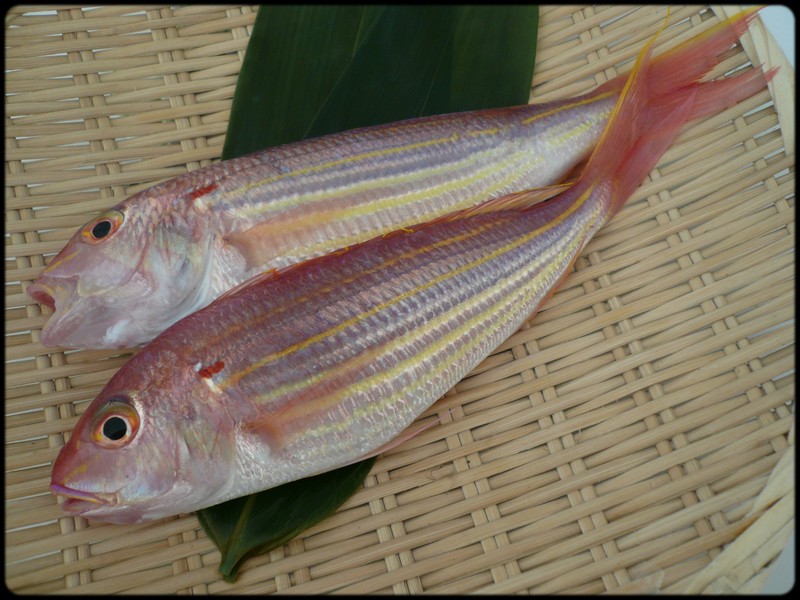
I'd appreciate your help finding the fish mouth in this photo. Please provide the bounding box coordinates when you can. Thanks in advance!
[27,275,77,314]
[50,483,118,515]
[27,282,57,311]
[27,277,85,348]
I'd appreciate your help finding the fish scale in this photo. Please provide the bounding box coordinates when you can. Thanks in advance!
[209,95,618,266]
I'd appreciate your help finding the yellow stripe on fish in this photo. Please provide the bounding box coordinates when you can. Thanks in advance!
[205,221,503,350]
[259,217,585,436]
[240,148,541,228]
[228,147,547,262]
[220,92,615,214]
[217,185,596,394]
[521,91,616,125]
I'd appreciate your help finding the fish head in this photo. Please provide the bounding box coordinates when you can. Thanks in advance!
[50,353,237,524]
[27,180,219,349]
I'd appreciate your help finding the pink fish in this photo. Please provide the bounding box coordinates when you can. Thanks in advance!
[28,87,620,350]
[49,10,772,524]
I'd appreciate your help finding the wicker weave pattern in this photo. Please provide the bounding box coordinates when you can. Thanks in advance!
[5,5,794,594]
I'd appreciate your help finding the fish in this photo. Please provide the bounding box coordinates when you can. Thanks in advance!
[49,10,772,524]
[27,87,621,350]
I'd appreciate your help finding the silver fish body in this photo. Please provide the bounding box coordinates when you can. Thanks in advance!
[28,92,616,349]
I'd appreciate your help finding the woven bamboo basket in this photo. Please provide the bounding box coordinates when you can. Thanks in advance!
[5,4,794,594]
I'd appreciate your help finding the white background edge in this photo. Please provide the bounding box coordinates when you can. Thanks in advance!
[753,4,794,596]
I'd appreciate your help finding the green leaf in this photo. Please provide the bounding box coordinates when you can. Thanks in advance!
[423,6,540,115]
[223,5,539,156]
[197,458,376,582]
[222,5,386,159]
[203,5,539,582]
[302,6,460,138]
[303,5,540,138]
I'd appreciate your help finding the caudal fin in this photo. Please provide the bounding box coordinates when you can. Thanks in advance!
[583,9,775,220]
[381,9,773,228]
[596,7,762,97]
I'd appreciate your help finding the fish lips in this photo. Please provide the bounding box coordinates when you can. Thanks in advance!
[26,280,58,311]
[50,483,118,516]
[27,275,75,315]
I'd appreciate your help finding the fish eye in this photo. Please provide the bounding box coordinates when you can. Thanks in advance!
[92,397,140,448]
[102,416,128,441]
[81,209,124,245]
[91,220,112,239]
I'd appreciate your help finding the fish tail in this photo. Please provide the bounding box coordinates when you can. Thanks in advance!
[597,7,762,96]
[581,9,774,220]
[379,9,773,228]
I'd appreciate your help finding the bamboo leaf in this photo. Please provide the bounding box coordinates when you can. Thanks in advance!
[222,5,386,159]
[202,5,539,582]
[303,6,460,138]
[223,5,539,155]
[423,6,540,114]
[304,5,539,137]
[197,458,377,582]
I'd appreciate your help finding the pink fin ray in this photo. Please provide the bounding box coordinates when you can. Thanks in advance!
[224,223,281,272]
[426,180,576,225]
[240,413,290,455]
[573,9,774,221]
[596,7,762,97]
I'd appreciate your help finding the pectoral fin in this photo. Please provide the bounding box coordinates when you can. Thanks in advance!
[225,222,283,271]
[209,267,282,306]
[240,413,290,455]
[419,181,576,229]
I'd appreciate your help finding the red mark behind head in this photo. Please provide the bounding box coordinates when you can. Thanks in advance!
[198,361,225,378]
[189,183,217,201]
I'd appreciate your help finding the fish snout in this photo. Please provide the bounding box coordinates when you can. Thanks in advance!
[26,276,89,347]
